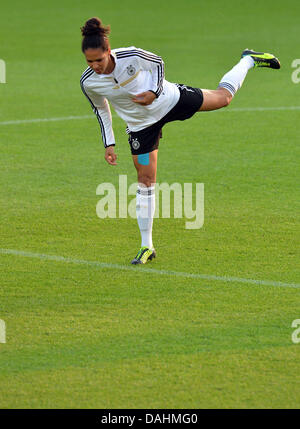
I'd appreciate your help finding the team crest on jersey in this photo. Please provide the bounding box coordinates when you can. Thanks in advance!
[126,65,136,76]
[131,138,140,150]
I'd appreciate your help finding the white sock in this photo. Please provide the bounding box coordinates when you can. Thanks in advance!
[136,185,155,249]
[218,55,255,96]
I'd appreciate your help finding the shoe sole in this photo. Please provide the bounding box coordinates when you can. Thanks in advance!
[148,251,156,262]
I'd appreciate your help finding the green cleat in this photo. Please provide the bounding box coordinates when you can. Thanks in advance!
[241,49,281,69]
[131,246,156,265]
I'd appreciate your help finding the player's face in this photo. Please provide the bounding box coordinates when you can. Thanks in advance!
[84,48,113,74]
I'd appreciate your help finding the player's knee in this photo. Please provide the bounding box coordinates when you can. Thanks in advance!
[222,93,232,107]
[217,88,232,108]
[138,174,155,188]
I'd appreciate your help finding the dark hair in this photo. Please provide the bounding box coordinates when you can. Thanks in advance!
[81,17,110,52]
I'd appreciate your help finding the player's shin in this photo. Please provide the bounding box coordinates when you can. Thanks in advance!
[136,184,155,249]
[218,55,254,96]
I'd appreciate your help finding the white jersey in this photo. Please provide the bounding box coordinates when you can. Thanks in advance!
[80,46,180,148]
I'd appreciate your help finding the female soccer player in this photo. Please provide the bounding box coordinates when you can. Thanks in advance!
[80,17,280,265]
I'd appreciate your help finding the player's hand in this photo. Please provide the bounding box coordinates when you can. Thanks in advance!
[105,146,117,166]
[132,91,156,106]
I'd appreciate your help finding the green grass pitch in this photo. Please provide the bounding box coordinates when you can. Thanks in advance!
[0,0,300,408]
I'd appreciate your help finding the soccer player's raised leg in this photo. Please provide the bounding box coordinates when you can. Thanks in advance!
[131,150,158,265]
[199,49,281,112]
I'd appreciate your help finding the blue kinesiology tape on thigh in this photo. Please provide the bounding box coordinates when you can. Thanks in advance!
[138,153,150,166]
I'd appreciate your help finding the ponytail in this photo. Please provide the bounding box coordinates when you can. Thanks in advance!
[81,17,110,52]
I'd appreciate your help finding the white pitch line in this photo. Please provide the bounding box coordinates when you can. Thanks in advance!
[0,106,300,126]
[1,248,299,289]
[0,115,94,125]
[222,106,300,112]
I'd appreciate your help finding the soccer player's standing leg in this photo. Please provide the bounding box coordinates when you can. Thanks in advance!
[199,49,281,111]
[131,150,158,265]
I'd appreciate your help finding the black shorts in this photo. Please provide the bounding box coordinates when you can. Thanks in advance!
[128,84,204,155]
